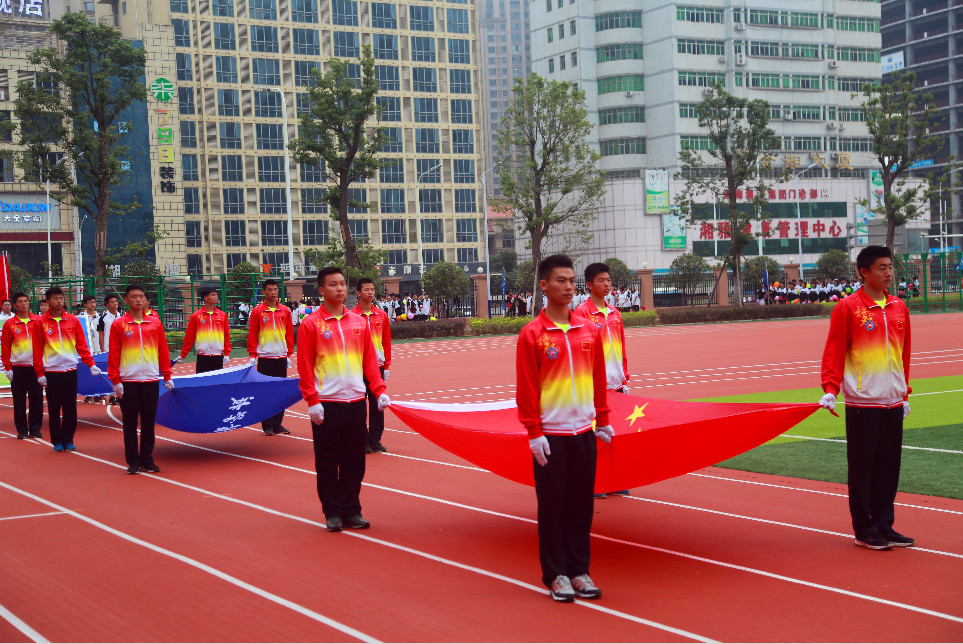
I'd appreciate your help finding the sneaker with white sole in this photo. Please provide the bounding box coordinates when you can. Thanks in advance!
[882,530,915,547]
[571,574,602,599]
[549,575,575,602]
[854,534,892,550]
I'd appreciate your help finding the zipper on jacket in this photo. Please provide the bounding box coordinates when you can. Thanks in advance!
[561,329,579,432]
[879,302,894,399]
[335,317,351,373]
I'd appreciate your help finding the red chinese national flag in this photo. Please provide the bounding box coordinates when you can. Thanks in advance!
[0,251,10,303]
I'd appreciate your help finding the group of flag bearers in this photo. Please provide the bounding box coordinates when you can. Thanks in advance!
[1,243,915,600]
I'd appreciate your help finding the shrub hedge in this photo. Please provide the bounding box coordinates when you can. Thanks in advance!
[390,318,468,339]
[620,311,659,327]
[656,303,831,325]
[469,316,532,336]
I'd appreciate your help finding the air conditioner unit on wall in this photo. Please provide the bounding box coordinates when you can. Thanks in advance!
[735,22,745,30]
[703,88,712,96]
[830,152,839,159]
[827,121,837,129]
[784,111,793,120]
[829,60,838,68]
[0,90,6,101]
[718,55,726,63]
[735,53,746,66]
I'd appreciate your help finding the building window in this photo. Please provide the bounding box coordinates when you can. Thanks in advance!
[332,0,358,25]
[170,0,188,12]
[256,123,284,149]
[677,71,725,87]
[293,29,320,55]
[221,155,244,182]
[417,159,441,182]
[422,248,443,266]
[419,190,442,215]
[457,248,478,263]
[380,159,404,183]
[215,56,237,83]
[454,189,476,213]
[252,58,281,85]
[186,221,202,248]
[182,154,199,181]
[382,127,403,152]
[600,137,646,156]
[381,218,406,243]
[451,99,472,124]
[217,89,239,116]
[559,55,566,70]
[599,106,645,125]
[409,5,433,31]
[220,122,242,149]
[414,97,438,123]
[387,249,408,264]
[225,220,247,247]
[178,87,195,115]
[176,53,192,81]
[548,58,554,73]
[411,36,435,62]
[415,128,439,154]
[184,187,200,214]
[547,27,553,43]
[377,96,401,121]
[333,31,360,57]
[598,43,644,62]
[348,188,368,214]
[595,11,642,31]
[212,0,233,17]
[571,51,577,67]
[257,156,285,182]
[187,254,203,274]
[375,65,399,90]
[248,0,277,20]
[294,60,320,86]
[412,67,437,92]
[371,2,397,28]
[292,0,318,23]
[222,188,245,214]
[302,219,329,245]
[250,25,279,52]
[226,253,248,270]
[301,189,328,213]
[379,189,405,214]
[172,19,190,47]
[300,161,325,182]
[348,219,369,242]
[570,19,576,35]
[455,219,478,243]
[373,33,398,60]
[449,69,471,93]
[260,220,288,246]
[453,159,474,183]
[254,90,282,117]
[259,188,287,214]
[676,6,723,23]
[420,218,443,242]
[448,39,470,64]
[180,121,197,148]
[452,129,474,154]
[213,22,236,49]
[447,8,469,33]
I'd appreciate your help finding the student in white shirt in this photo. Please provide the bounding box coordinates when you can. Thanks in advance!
[0,299,14,326]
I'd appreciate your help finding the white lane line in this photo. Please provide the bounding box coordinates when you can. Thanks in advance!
[911,389,963,396]
[0,511,66,523]
[0,481,379,644]
[781,434,963,455]
[0,602,48,643]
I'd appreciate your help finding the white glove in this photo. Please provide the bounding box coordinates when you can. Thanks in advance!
[89,365,102,376]
[530,435,550,466]
[286,357,292,369]
[113,383,124,398]
[819,393,837,412]
[164,379,175,391]
[173,356,183,364]
[308,403,324,424]
[38,376,47,387]
[595,425,615,444]
[902,401,910,418]
[4,370,12,381]
[248,357,257,366]
[383,369,389,381]
[377,393,391,411]
[621,385,629,394]
[223,356,231,367]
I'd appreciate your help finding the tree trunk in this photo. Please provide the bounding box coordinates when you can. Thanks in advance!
[338,176,360,274]
[732,258,743,306]
[94,208,109,277]
[530,232,544,316]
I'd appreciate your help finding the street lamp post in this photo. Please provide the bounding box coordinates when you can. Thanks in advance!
[793,162,820,282]
[43,156,71,279]
[416,162,441,277]
[260,86,296,281]
[480,162,500,317]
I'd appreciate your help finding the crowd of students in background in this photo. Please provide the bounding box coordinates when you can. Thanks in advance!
[766,278,863,304]
[503,286,642,317]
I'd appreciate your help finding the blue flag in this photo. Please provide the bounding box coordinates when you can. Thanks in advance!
[501,271,506,296]
[763,267,770,290]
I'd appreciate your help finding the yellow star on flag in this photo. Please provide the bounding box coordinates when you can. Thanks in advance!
[625,403,649,431]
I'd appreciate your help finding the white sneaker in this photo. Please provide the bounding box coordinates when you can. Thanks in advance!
[549,575,575,602]
[571,574,602,599]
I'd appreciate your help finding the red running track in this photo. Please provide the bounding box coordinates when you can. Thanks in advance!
[1,313,961,642]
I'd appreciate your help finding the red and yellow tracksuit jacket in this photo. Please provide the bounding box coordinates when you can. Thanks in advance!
[821,288,911,409]
[180,307,231,358]
[516,311,611,439]
[107,313,173,383]
[2,313,40,370]
[297,304,386,406]
[350,304,392,368]
[574,299,629,391]
[31,311,96,375]
[247,302,294,359]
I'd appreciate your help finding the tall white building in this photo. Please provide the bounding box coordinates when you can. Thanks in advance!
[526,0,890,270]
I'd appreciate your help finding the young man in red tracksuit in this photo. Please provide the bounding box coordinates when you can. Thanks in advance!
[2,292,44,439]
[247,279,295,435]
[299,267,389,533]
[176,286,232,373]
[32,286,101,452]
[575,262,631,499]
[108,284,174,474]
[820,245,914,551]
[517,254,613,603]
[351,277,392,453]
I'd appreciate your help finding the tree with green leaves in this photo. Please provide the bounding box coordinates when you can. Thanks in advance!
[814,248,852,281]
[742,256,783,290]
[602,257,634,288]
[289,45,385,276]
[667,253,711,307]
[857,71,944,250]
[420,261,471,318]
[494,74,605,315]
[673,84,785,306]
[3,12,147,278]
[226,262,265,306]
[302,238,387,293]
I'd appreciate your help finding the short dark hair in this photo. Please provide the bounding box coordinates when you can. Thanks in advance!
[357,277,374,291]
[856,245,892,275]
[317,266,344,287]
[82,295,96,306]
[262,279,279,289]
[124,284,146,297]
[538,254,574,282]
[104,294,118,306]
[11,292,26,303]
[198,286,217,299]
[1,299,9,306]
[44,286,63,300]
[584,262,610,283]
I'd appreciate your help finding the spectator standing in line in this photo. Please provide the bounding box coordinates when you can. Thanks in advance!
[77,294,103,403]
[0,299,14,325]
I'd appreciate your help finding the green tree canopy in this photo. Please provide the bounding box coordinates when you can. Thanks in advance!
[602,257,634,287]
[226,262,265,305]
[668,253,711,307]
[742,256,784,288]
[302,238,387,294]
[813,249,852,281]
[421,261,471,317]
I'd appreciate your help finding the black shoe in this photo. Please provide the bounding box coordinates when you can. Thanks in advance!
[126,465,139,475]
[109,396,118,405]
[263,429,274,436]
[29,432,42,439]
[343,515,370,529]
[325,516,343,532]
[372,442,387,453]
[882,530,915,547]
[364,443,374,454]
[16,433,27,439]
[140,464,160,473]
[855,534,893,550]
[610,490,630,496]
[274,427,291,435]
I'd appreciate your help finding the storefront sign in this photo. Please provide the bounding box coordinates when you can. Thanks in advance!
[662,211,686,250]
[0,0,45,18]
[0,196,60,230]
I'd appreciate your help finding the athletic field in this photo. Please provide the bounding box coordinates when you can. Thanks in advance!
[1,313,960,642]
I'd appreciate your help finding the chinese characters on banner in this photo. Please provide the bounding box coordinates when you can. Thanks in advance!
[759,153,854,171]
[0,0,45,17]
[697,218,845,241]
[155,105,177,195]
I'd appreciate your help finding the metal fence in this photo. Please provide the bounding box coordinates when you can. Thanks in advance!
[490,272,646,316]
[398,278,475,318]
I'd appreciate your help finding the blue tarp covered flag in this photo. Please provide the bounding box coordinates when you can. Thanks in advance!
[78,352,114,397]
